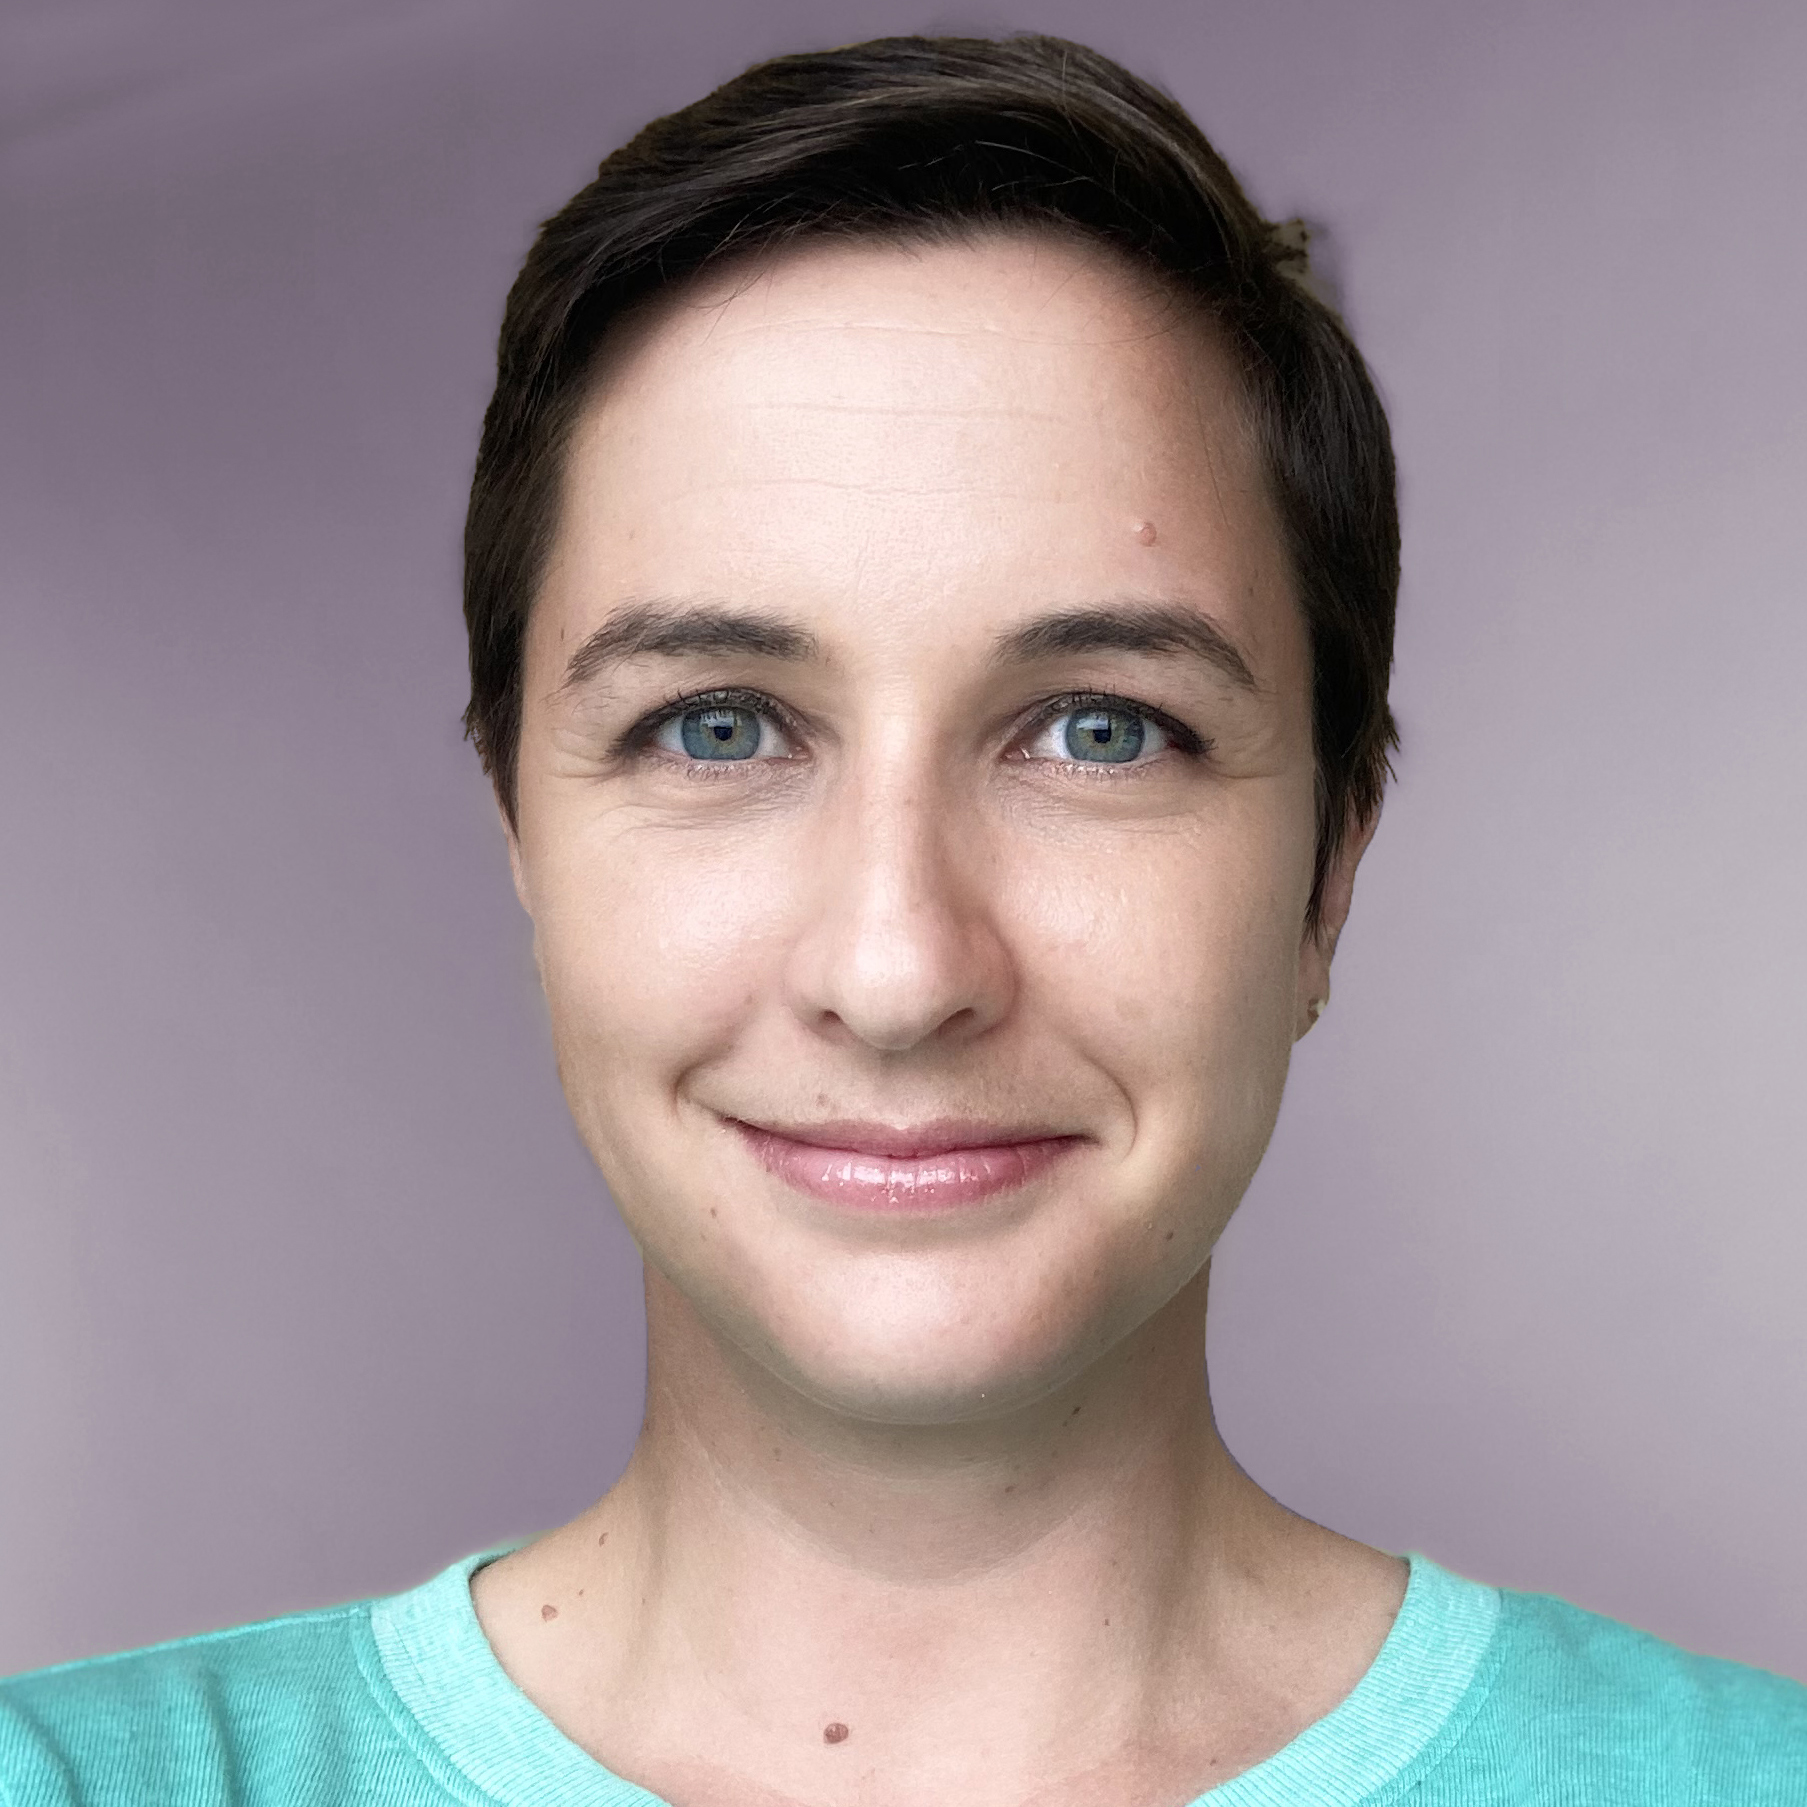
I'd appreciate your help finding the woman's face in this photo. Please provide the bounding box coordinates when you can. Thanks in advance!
[510,232,1341,1423]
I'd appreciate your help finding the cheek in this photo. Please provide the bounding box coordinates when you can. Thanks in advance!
[1011,813,1307,1120]
[529,819,804,1100]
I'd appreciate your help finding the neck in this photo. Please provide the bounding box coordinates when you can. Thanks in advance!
[474,1260,1404,1807]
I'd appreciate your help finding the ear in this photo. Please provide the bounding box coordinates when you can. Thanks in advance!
[499,798,533,917]
[1294,804,1381,1041]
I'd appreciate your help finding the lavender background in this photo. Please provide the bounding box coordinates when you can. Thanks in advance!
[4,0,1804,1681]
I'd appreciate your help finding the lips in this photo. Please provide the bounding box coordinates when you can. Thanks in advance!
[732,1118,1083,1211]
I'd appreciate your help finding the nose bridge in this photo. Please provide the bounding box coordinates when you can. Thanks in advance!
[790,729,1010,1052]
[849,739,948,903]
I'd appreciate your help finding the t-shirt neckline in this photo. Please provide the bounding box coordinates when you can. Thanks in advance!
[370,1543,1501,1807]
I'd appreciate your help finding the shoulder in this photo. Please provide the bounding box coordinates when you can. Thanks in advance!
[0,1599,442,1807]
[1449,1582,1807,1802]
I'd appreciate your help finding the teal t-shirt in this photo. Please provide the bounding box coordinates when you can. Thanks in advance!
[2,1549,1803,1804]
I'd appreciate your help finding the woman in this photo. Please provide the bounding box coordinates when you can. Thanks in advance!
[4,32,1802,1806]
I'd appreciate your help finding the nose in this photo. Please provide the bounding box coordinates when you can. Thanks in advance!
[783,767,1016,1054]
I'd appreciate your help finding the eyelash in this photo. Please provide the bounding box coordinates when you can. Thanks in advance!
[1018,691,1209,763]
[618,687,806,759]
[616,687,1209,766]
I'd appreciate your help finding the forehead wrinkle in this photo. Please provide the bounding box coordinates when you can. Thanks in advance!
[740,401,1065,422]
[655,475,1018,500]
[675,315,1162,352]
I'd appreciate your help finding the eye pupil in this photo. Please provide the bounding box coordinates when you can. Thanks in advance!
[1064,708,1145,764]
[680,706,762,760]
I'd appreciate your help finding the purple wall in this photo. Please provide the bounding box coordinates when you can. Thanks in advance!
[4,0,1804,1679]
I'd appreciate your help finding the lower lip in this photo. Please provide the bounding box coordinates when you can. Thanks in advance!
[735,1125,1082,1212]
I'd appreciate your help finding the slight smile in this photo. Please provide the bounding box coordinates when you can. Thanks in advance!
[730,1118,1086,1211]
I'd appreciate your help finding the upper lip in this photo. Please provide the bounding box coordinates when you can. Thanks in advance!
[734,1118,1074,1159]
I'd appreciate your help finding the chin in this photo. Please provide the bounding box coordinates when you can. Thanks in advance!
[718,1251,1173,1427]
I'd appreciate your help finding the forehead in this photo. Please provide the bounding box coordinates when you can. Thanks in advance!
[536,231,1296,677]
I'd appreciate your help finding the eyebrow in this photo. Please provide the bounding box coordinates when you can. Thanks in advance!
[558,597,1260,694]
[992,603,1260,692]
[561,601,817,691]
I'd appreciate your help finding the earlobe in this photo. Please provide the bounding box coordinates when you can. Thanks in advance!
[1292,986,1329,1042]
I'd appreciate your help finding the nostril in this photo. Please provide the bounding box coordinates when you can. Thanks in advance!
[812,991,985,1055]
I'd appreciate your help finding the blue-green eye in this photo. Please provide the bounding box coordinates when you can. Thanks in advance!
[1026,703,1170,765]
[652,703,785,761]
[1064,708,1144,762]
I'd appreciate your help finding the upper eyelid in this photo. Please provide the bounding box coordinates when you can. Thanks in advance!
[627,686,803,745]
[1025,689,1168,723]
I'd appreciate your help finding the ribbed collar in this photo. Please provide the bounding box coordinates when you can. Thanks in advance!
[370,1544,1500,1806]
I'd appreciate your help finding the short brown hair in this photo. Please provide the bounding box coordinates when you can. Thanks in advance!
[463,32,1399,927]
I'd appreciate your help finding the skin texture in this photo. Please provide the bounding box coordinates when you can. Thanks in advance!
[476,232,1401,1807]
